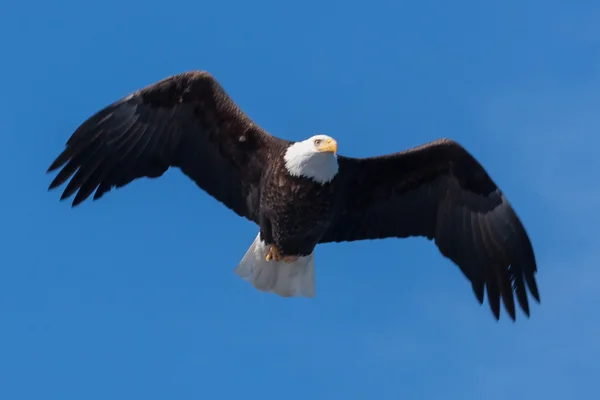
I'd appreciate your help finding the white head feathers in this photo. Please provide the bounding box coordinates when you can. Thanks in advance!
[283,134,339,184]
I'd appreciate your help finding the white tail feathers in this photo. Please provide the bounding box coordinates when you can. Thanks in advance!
[234,233,315,298]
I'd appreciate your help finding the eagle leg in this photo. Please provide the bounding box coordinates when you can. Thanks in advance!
[265,245,300,264]
[265,245,282,262]
[282,255,299,264]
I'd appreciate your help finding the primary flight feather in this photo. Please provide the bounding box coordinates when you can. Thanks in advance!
[47,70,540,321]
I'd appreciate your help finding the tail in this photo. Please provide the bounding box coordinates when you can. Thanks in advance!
[234,233,315,298]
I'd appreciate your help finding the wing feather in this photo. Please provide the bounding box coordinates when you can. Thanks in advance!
[47,70,289,222]
[320,138,539,320]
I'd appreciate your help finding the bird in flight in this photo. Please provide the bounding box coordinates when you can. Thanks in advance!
[47,70,540,321]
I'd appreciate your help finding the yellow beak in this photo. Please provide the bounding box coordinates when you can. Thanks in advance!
[318,138,338,154]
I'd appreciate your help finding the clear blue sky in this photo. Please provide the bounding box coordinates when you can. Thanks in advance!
[1,0,598,399]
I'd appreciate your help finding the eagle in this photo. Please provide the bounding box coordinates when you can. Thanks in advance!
[47,70,540,321]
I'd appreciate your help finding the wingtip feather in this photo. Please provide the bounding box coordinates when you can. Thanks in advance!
[472,282,484,304]
[528,278,541,303]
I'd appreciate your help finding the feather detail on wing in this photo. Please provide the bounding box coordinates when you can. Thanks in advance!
[320,139,539,321]
[47,71,289,222]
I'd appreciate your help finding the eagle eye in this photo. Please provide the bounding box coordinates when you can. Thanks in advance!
[314,139,322,146]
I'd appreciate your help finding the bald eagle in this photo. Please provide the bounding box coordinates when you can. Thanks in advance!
[47,70,540,321]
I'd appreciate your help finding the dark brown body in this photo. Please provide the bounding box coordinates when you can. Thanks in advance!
[258,153,338,257]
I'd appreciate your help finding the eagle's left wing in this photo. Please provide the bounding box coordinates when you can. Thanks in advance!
[47,71,290,223]
[319,139,539,321]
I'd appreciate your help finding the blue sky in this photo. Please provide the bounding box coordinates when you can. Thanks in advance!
[1,0,599,398]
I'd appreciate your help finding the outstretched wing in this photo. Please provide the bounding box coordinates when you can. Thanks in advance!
[320,139,539,321]
[47,71,289,223]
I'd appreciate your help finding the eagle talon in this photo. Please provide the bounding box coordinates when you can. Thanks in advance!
[282,255,299,264]
[265,245,281,262]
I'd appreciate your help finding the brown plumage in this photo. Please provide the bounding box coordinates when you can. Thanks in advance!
[322,143,539,320]
[47,70,540,320]
[47,71,290,220]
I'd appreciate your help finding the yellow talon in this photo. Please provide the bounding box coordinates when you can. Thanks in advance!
[282,255,299,264]
[265,245,299,263]
[265,245,281,262]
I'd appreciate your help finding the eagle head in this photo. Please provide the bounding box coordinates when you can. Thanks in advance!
[283,134,339,184]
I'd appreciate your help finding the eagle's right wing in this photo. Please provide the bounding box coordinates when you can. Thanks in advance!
[320,139,539,320]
